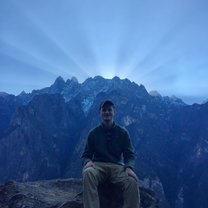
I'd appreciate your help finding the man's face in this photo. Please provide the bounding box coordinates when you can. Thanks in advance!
[100,105,115,122]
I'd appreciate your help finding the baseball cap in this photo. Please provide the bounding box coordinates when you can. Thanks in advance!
[100,100,115,110]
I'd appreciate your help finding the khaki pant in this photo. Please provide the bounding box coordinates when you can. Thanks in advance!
[83,162,140,208]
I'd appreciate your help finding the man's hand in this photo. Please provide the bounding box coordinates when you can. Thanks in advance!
[125,167,138,182]
[84,161,94,169]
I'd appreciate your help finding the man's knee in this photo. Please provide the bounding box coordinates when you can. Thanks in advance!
[125,176,139,191]
[128,176,138,184]
[83,167,95,178]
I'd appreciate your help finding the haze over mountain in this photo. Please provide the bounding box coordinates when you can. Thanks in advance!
[0,76,208,208]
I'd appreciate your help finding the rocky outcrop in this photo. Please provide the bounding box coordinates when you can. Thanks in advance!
[0,178,159,208]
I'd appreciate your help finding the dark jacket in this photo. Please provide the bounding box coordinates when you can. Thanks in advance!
[81,123,135,170]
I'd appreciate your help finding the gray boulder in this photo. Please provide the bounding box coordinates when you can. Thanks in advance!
[0,178,159,208]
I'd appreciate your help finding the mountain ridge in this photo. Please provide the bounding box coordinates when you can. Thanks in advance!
[0,76,207,208]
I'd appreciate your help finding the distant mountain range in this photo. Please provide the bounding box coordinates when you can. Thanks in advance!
[0,76,208,208]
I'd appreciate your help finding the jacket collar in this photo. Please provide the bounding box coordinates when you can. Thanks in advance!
[101,121,116,130]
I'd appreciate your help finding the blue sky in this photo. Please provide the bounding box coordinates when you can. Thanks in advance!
[0,0,208,104]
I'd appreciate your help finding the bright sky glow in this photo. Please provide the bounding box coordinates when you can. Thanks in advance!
[0,0,208,104]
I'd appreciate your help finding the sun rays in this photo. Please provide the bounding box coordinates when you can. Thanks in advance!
[0,0,208,103]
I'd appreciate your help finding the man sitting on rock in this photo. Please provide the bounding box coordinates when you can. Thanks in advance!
[82,100,140,208]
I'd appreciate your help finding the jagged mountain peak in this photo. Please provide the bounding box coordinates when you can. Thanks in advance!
[48,76,66,93]
[112,76,120,81]
[83,76,145,91]
[149,90,162,97]
[84,76,105,83]
[71,76,79,83]
[54,76,65,83]
[66,76,79,84]
[94,75,105,80]
[19,90,27,95]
